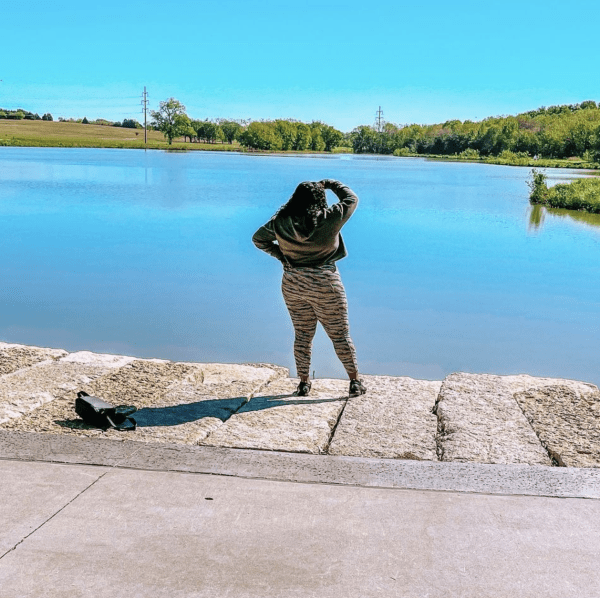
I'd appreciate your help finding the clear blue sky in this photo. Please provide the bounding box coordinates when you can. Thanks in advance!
[3,0,599,131]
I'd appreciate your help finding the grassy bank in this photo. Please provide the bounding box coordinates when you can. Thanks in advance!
[400,151,599,170]
[528,169,600,213]
[0,120,241,151]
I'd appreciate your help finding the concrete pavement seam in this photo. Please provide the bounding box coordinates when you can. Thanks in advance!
[0,470,108,561]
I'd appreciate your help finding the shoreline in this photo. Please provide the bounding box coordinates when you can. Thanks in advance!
[2,141,599,172]
[1,341,598,469]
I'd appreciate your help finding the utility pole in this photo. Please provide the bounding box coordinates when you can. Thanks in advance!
[141,87,148,145]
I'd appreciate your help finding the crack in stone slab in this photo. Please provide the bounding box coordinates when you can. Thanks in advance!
[514,385,600,468]
[434,373,551,465]
[200,378,348,454]
[322,396,349,455]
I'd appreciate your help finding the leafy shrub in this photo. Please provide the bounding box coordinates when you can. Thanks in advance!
[528,169,600,213]
[393,147,411,156]
[527,169,549,203]
[545,178,600,212]
[458,148,480,159]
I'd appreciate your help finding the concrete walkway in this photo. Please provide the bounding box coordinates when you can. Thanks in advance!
[1,446,600,598]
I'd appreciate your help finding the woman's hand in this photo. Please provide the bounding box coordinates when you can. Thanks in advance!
[318,179,338,189]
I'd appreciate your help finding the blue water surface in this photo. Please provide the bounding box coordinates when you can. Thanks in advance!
[1,147,598,385]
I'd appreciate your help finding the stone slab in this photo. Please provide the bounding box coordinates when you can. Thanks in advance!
[0,459,107,556]
[2,360,287,445]
[515,386,600,468]
[4,431,600,498]
[435,373,551,465]
[0,342,67,377]
[1,463,600,597]
[328,375,440,460]
[0,350,137,425]
[501,373,598,396]
[201,377,348,453]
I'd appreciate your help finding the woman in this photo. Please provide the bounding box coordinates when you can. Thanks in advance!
[252,179,366,398]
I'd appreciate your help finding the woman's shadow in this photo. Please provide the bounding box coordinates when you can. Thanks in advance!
[58,393,345,429]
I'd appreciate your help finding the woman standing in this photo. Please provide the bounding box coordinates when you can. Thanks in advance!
[252,179,366,397]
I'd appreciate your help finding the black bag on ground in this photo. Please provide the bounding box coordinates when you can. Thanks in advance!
[75,391,137,431]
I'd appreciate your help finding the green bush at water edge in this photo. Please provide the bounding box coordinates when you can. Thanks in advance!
[528,169,600,213]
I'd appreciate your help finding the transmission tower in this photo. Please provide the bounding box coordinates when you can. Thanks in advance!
[375,106,385,133]
[141,87,149,145]
[374,106,386,154]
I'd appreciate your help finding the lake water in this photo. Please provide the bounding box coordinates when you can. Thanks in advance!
[1,147,599,385]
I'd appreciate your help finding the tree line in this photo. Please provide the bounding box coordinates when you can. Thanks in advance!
[0,108,145,129]
[7,97,600,160]
[0,108,53,121]
[150,98,344,150]
[350,101,600,161]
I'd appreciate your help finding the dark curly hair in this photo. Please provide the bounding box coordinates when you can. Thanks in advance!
[273,182,327,229]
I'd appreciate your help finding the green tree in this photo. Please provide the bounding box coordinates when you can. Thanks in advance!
[351,125,379,153]
[238,121,282,150]
[195,119,221,143]
[274,120,296,150]
[309,122,326,151]
[294,123,312,150]
[320,124,343,151]
[183,123,196,142]
[121,118,141,129]
[220,120,242,144]
[82,117,89,124]
[150,98,189,144]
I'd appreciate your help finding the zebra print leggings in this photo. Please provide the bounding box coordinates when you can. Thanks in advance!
[281,264,359,378]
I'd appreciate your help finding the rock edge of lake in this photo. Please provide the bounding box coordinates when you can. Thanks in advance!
[1,341,598,467]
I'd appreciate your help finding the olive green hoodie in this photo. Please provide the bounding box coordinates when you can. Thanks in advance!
[252,180,358,268]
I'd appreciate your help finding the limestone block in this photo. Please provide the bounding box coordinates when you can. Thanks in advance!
[514,386,600,468]
[435,373,551,465]
[2,359,286,445]
[502,374,598,396]
[328,375,441,460]
[0,350,136,424]
[201,378,348,454]
[0,342,67,376]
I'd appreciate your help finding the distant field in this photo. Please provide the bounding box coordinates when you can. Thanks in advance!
[0,120,241,151]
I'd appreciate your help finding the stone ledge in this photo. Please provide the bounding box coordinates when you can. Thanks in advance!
[1,431,600,499]
[1,343,599,468]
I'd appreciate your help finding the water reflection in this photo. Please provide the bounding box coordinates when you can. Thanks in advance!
[528,203,600,232]
[548,207,600,229]
[528,204,545,231]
